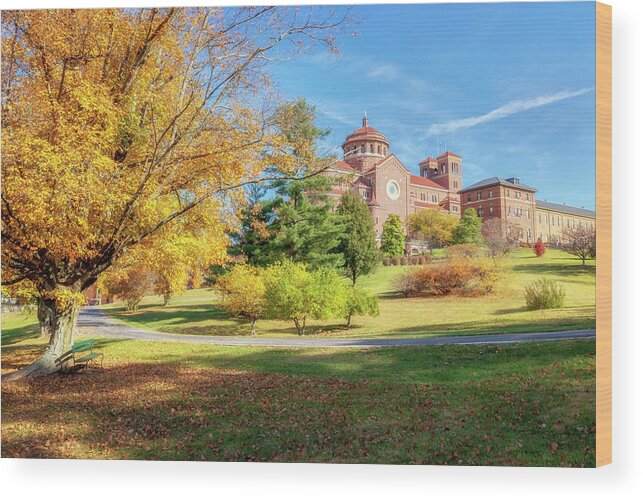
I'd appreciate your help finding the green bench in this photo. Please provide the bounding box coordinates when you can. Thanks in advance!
[55,338,104,373]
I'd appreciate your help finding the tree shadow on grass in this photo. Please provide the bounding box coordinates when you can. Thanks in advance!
[1,323,40,345]
[512,262,596,277]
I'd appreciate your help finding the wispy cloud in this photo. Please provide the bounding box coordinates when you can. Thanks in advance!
[426,88,594,136]
[367,64,400,80]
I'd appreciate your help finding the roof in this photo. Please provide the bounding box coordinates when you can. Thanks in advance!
[332,160,357,173]
[342,126,389,147]
[409,175,447,190]
[536,200,596,218]
[460,177,537,193]
[436,151,462,159]
[414,200,441,209]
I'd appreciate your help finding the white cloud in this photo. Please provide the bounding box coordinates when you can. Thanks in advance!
[366,64,400,80]
[426,88,594,136]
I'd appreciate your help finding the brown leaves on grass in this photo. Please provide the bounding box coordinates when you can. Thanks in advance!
[1,344,596,466]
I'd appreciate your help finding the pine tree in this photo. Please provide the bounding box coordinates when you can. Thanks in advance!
[336,191,380,285]
[453,208,483,245]
[380,214,406,257]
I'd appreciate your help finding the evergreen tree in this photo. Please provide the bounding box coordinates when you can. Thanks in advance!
[380,214,406,257]
[453,208,484,245]
[336,191,380,285]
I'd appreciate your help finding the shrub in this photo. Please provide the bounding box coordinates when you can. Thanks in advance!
[390,256,400,266]
[534,240,546,257]
[382,257,391,266]
[524,278,566,310]
[420,255,431,265]
[446,243,483,260]
[400,256,409,266]
[394,257,499,297]
[343,286,379,327]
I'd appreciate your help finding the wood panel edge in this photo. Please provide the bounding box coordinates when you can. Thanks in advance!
[595,0,612,468]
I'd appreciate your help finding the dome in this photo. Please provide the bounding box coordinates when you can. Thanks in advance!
[342,113,390,149]
[342,113,390,164]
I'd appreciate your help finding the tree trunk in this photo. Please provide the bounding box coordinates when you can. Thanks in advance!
[163,292,172,306]
[250,318,257,336]
[37,298,53,338]
[346,314,352,328]
[4,289,81,381]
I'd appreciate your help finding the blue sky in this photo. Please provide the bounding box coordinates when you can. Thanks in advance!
[270,1,596,210]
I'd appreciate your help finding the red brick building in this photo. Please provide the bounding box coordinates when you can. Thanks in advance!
[326,114,595,246]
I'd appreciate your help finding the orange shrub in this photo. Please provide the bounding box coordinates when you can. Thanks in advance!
[394,257,499,297]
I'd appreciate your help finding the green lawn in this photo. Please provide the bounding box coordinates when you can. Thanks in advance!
[1,329,596,465]
[102,249,596,338]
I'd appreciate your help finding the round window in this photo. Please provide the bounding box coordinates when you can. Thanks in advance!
[386,180,400,200]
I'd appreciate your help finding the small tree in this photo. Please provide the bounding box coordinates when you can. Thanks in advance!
[99,268,156,311]
[481,218,517,262]
[215,264,267,335]
[534,239,546,257]
[264,260,345,335]
[453,208,483,245]
[407,209,458,255]
[343,286,379,327]
[336,191,380,286]
[380,214,406,257]
[562,226,596,268]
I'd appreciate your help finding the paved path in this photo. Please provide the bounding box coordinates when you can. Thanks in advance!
[78,308,595,348]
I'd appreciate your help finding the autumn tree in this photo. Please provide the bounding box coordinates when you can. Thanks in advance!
[336,191,379,286]
[99,267,156,311]
[1,7,347,379]
[562,225,596,268]
[380,214,405,257]
[481,217,517,262]
[407,209,458,255]
[453,208,483,245]
[215,264,267,336]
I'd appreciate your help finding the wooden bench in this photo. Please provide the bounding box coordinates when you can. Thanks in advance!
[55,339,104,373]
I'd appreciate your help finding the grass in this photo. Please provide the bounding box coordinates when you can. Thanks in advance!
[101,249,596,339]
[0,248,596,465]
[1,332,596,465]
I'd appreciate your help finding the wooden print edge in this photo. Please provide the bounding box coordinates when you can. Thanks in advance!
[595,1,612,467]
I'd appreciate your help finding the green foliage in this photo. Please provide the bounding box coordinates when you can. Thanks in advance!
[524,278,566,310]
[380,214,406,257]
[229,99,345,270]
[263,260,346,335]
[215,264,267,335]
[453,208,483,245]
[343,286,379,327]
[407,209,458,254]
[336,191,380,285]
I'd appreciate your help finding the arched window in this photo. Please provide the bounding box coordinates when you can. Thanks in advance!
[361,144,365,153]
[370,144,374,153]
[377,144,381,155]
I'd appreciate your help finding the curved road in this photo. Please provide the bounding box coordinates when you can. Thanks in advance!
[78,308,595,348]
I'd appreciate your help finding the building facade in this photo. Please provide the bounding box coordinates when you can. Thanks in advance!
[329,115,595,245]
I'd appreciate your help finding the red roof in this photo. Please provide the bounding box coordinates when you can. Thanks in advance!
[414,201,441,209]
[333,160,356,173]
[343,126,389,146]
[437,151,462,159]
[419,156,437,164]
[409,175,446,190]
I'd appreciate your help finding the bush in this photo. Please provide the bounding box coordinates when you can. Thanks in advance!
[400,256,409,266]
[524,278,565,310]
[382,257,391,266]
[394,257,499,297]
[534,240,546,257]
[391,256,401,266]
[446,243,483,260]
[420,255,431,265]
